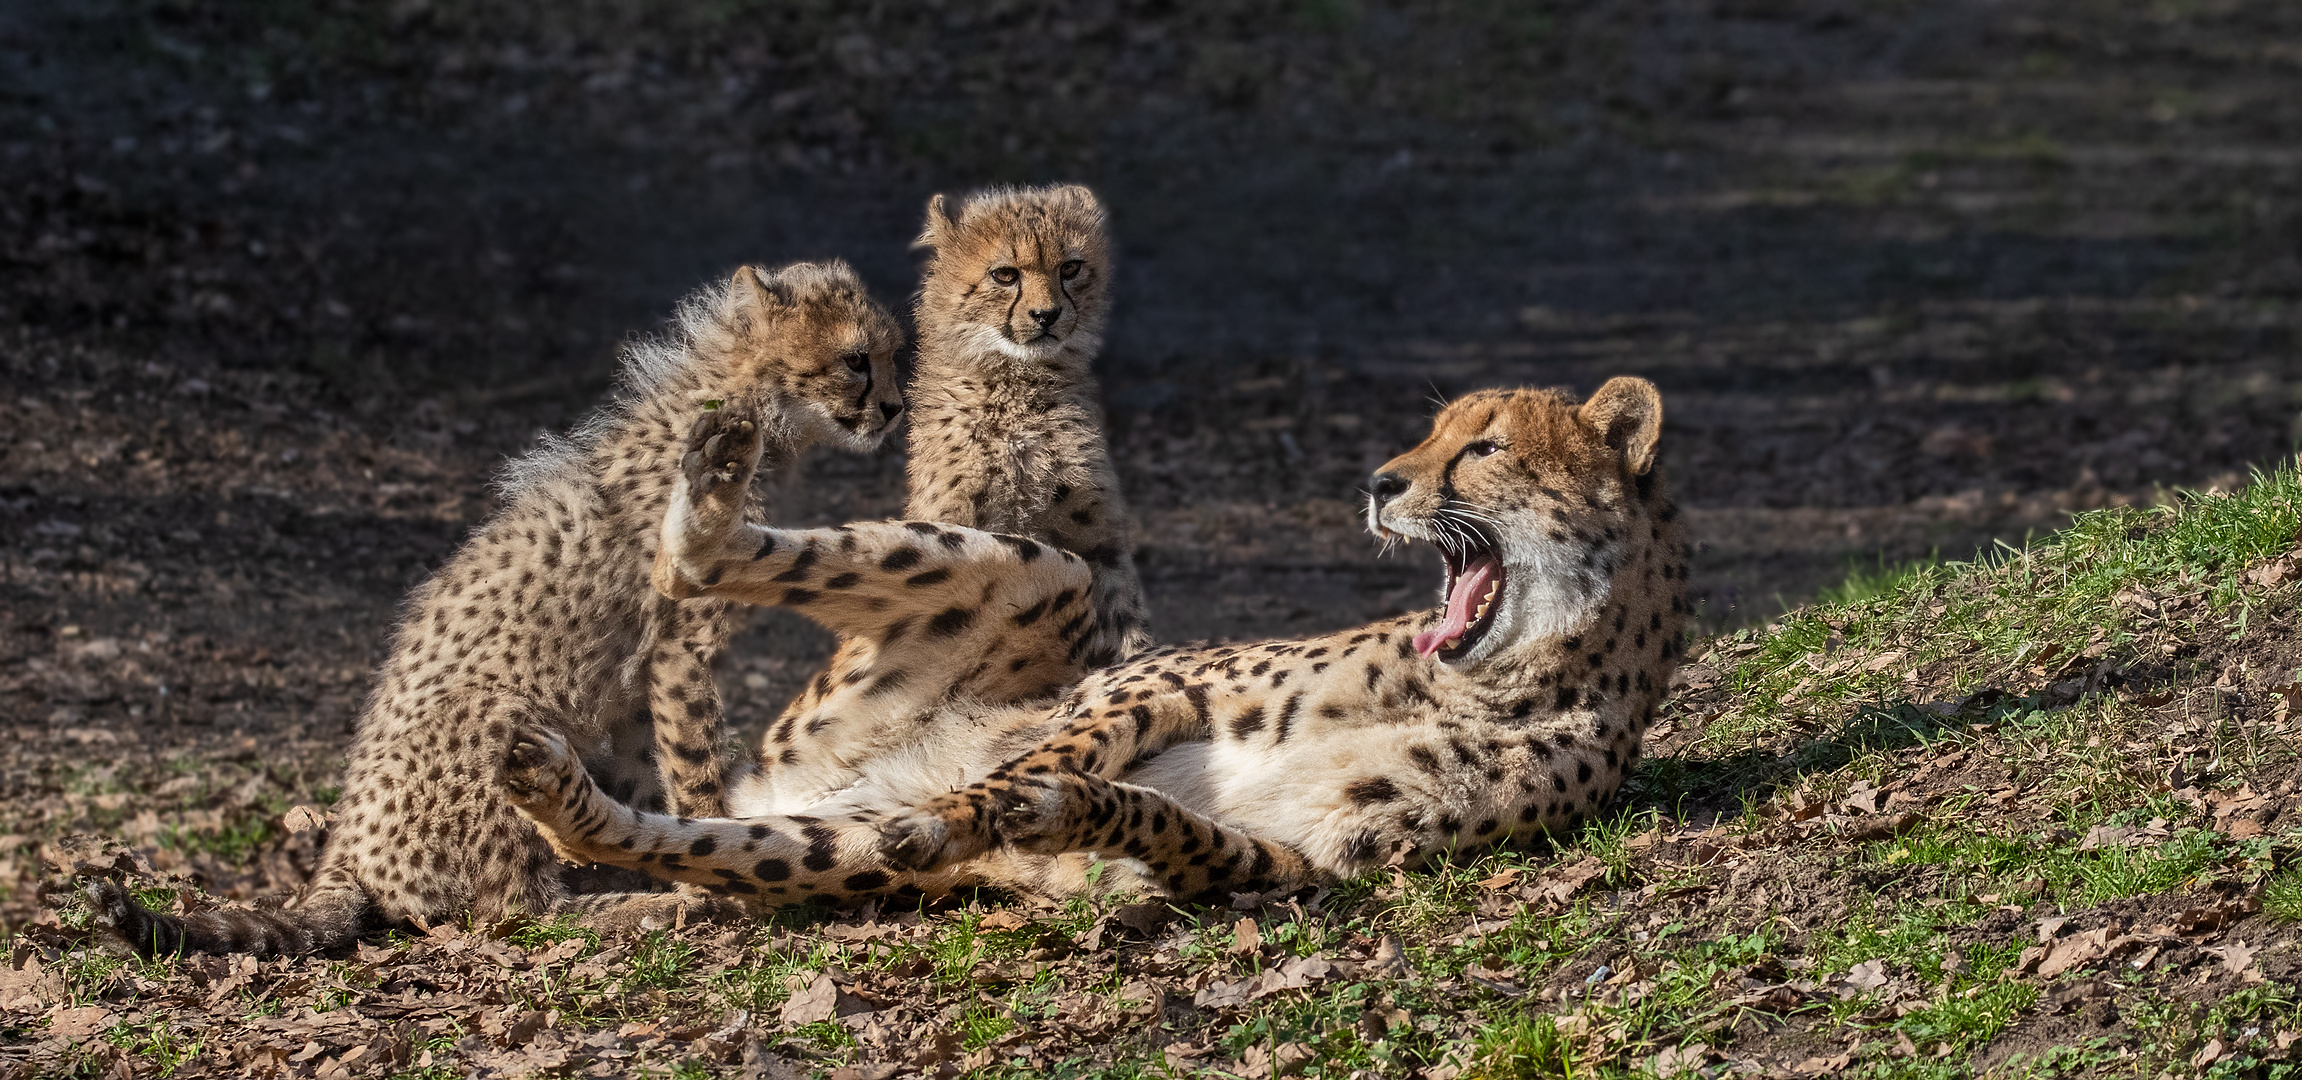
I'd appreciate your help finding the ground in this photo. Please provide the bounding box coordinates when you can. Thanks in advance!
[3,0,2301,1076]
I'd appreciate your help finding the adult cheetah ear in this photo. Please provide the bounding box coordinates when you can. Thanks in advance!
[1578,376,1663,476]
[914,193,960,252]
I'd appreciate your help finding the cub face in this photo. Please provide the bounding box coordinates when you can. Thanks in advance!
[915,184,1111,364]
[1367,378,1664,667]
[725,260,906,451]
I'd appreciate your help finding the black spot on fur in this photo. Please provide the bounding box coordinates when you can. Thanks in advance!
[928,607,976,636]
[1346,778,1401,804]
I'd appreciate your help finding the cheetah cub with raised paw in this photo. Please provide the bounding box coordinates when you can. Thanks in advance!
[755,184,1152,807]
[85,262,903,955]
[501,378,1689,907]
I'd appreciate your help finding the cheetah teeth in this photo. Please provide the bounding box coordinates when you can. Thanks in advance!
[1443,635,1461,649]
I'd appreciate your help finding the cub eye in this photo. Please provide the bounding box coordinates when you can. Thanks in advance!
[990,267,1020,286]
[1467,440,1502,457]
[840,349,870,374]
[1059,259,1084,280]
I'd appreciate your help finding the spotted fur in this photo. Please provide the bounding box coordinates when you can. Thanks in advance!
[504,379,1688,907]
[86,263,904,956]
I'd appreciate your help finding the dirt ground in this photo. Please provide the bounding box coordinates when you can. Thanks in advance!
[2,0,2300,1074]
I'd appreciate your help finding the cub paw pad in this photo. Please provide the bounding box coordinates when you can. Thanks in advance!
[874,814,954,872]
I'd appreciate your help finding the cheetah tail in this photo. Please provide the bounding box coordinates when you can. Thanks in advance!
[83,878,371,958]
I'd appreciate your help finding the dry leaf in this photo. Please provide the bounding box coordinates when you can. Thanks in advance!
[1532,856,1608,906]
[1652,1042,1712,1077]
[778,975,874,1026]
[1843,959,1889,992]
[1474,867,1522,890]
[1366,935,1411,978]
[2205,940,2261,978]
[1229,918,1262,955]
[1793,1052,1853,1075]
[48,1005,115,1039]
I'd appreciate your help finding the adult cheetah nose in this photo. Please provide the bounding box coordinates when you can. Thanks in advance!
[1371,471,1411,506]
[1028,306,1062,331]
[879,401,903,422]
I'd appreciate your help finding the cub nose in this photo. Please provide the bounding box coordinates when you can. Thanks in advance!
[1370,471,1411,506]
[1028,306,1062,330]
[879,401,903,422]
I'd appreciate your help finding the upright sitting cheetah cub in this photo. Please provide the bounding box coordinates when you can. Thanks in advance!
[88,263,904,955]
[502,378,1689,906]
[750,184,1153,808]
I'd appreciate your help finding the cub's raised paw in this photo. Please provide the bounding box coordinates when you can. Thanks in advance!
[679,400,764,498]
[499,727,581,808]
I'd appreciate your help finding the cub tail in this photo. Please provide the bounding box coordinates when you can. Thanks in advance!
[83,879,370,958]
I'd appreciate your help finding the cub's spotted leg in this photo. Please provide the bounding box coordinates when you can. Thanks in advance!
[876,675,1216,869]
[984,771,1316,903]
[645,597,737,817]
[501,728,924,903]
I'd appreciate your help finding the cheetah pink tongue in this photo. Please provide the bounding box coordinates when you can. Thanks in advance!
[1414,557,1498,658]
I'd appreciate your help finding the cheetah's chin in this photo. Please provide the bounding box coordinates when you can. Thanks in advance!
[1415,539,1506,662]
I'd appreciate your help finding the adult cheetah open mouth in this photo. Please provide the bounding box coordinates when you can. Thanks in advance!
[1414,531,1506,662]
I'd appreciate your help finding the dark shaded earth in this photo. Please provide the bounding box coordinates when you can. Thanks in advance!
[2,0,2299,964]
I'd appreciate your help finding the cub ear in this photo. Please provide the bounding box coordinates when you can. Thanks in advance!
[1578,376,1663,475]
[914,193,959,251]
[733,265,797,313]
[1050,183,1103,214]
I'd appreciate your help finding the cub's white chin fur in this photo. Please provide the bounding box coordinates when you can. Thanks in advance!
[960,323,1101,365]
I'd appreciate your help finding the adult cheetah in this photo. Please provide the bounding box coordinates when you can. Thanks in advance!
[748,183,1152,810]
[502,378,1689,905]
[88,263,904,954]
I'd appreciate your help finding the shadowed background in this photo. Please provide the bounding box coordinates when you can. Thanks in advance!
[1,0,2297,920]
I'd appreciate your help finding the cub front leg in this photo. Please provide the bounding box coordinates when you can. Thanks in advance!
[655,399,768,600]
[644,597,735,817]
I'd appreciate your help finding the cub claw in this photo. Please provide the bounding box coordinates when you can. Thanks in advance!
[874,813,951,872]
[680,402,765,494]
[500,728,571,802]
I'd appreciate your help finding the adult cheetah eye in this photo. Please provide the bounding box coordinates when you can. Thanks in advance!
[840,349,870,374]
[1059,259,1084,280]
[990,267,1020,286]
[1468,440,1503,457]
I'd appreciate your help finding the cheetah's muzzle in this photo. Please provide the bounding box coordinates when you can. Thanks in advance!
[1415,528,1506,661]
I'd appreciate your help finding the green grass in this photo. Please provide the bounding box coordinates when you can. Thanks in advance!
[1690,462,2302,790]
[2266,867,2302,921]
